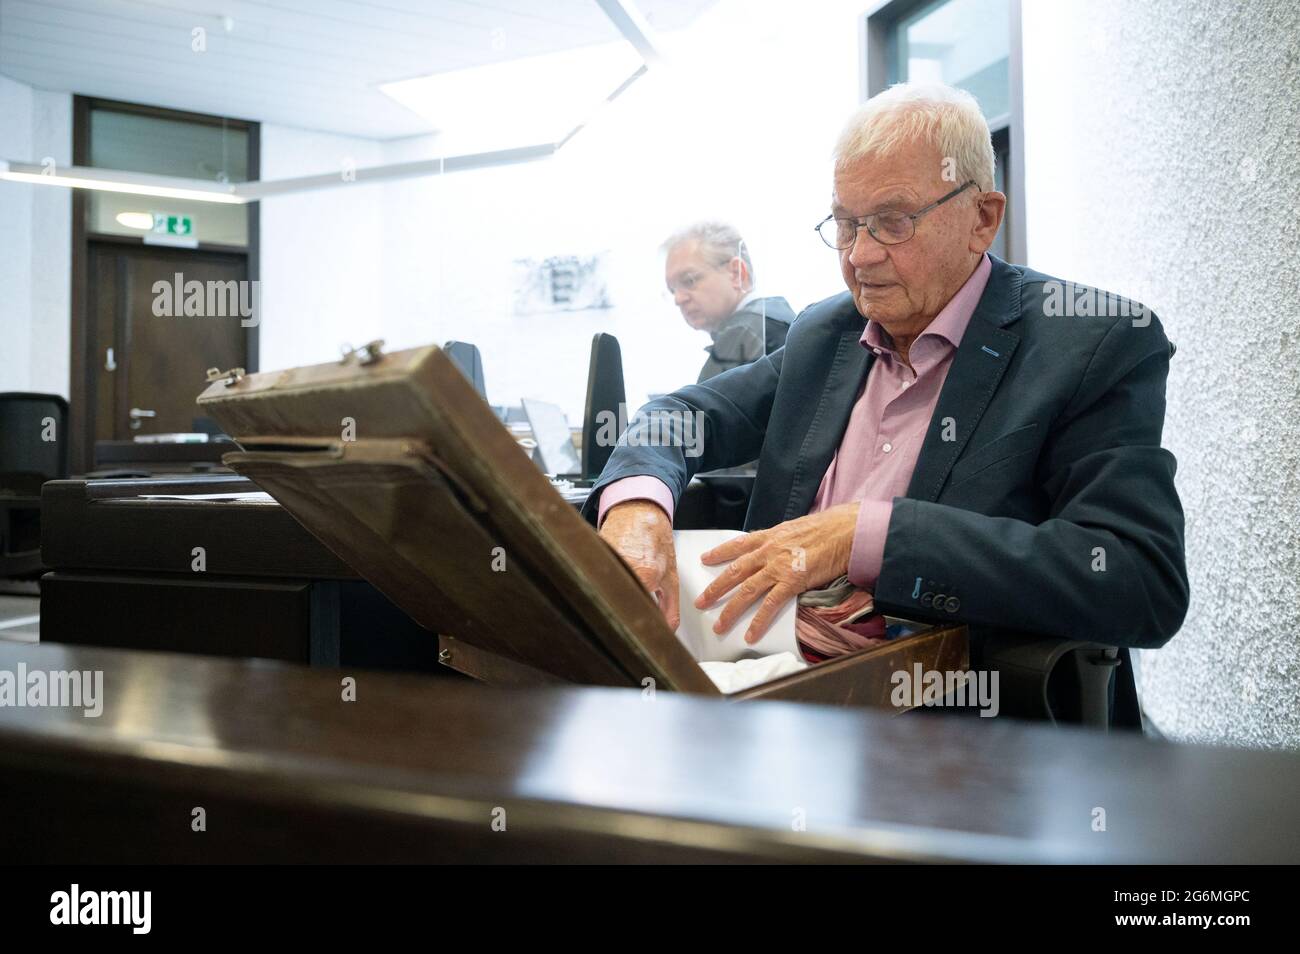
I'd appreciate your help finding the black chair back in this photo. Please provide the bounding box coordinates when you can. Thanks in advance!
[0,392,69,495]
[443,341,487,399]
[582,333,626,480]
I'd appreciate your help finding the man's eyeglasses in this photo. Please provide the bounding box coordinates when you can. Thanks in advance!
[666,269,709,296]
[815,180,977,249]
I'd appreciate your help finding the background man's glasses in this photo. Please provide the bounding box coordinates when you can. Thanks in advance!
[815,180,977,249]
[665,264,734,300]
[666,269,708,296]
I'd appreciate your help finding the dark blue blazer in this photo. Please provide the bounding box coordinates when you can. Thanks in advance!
[583,256,1189,727]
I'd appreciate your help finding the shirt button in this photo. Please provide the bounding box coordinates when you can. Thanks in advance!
[882,442,893,453]
[872,348,882,355]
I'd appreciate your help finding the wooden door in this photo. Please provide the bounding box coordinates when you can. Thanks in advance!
[88,242,249,442]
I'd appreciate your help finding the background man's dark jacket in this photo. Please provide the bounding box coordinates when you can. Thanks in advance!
[697,295,795,381]
[584,256,1189,729]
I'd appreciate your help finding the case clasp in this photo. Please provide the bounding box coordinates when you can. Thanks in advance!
[339,339,385,366]
[205,366,246,387]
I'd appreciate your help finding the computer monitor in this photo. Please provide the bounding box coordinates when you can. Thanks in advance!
[521,398,581,477]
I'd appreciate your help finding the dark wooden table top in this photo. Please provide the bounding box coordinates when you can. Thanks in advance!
[1,641,1297,863]
[40,475,358,578]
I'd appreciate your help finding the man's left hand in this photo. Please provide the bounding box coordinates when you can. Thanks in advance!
[694,502,860,644]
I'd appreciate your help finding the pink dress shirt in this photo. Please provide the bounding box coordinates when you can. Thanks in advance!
[599,254,992,589]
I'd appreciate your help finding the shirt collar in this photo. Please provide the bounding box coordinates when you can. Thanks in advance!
[861,253,992,357]
[708,303,762,344]
[708,290,764,342]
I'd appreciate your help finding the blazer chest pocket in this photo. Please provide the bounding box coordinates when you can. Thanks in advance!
[947,422,1041,488]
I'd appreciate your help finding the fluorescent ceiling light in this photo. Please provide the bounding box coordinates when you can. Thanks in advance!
[379,41,644,149]
[0,159,243,204]
[115,211,155,229]
[236,144,557,200]
[0,145,562,204]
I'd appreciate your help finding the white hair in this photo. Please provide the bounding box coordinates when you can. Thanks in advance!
[661,220,754,285]
[832,83,995,193]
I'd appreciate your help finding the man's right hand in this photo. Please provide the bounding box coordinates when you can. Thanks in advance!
[598,500,679,631]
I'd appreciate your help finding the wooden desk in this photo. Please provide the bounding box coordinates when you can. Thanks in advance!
[39,475,443,671]
[37,475,731,669]
[2,642,1297,863]
[93,439,235,475]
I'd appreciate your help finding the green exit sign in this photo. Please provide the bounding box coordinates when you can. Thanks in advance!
[152,214,193,236]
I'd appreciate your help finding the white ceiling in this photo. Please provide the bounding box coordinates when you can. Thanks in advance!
[0,0,715,140]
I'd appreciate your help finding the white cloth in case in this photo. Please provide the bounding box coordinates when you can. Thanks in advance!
[699,652,808,693]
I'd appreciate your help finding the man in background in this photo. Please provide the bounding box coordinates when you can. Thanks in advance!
[663,222,794,382]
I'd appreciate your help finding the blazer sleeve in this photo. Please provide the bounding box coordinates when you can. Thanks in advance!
[580,346,784,524]
[874,316,1189,649]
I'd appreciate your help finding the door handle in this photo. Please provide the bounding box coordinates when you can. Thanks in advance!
[128,407,157,431]
[105,347,116,372]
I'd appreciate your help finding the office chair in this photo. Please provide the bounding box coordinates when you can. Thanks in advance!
[581,333,625,481]
[982,633,1124,730]
[444,341,487,400]
[0,392,69,579]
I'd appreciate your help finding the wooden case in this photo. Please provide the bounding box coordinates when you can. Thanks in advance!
[197,344,966,707]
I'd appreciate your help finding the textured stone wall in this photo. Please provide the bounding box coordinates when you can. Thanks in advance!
[1022,0,1300,747]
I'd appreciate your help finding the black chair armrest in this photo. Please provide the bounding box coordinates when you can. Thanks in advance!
[0,495,45,580]
[982,632,1122,729]
[674,478,717,530]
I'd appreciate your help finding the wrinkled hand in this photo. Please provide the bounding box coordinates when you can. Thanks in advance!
[695,502,860,645]
[598,500,679,630]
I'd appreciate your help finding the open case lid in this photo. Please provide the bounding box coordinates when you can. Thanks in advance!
[197,344,718,695]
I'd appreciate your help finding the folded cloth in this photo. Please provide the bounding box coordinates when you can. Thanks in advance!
[699,652,807,693]
[796,575,888,658]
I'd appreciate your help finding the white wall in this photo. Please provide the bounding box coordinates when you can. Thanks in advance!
[28,89,72,396]
[1022,0,1300,747]
[0,74,34,393]
[256,124,384,371]
[0,76,70,398]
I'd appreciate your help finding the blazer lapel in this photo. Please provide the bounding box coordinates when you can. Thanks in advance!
[906,258,1023,502]
[784,325,874,519]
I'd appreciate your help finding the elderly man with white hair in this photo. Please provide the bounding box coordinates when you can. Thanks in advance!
[581,83,1188,729]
